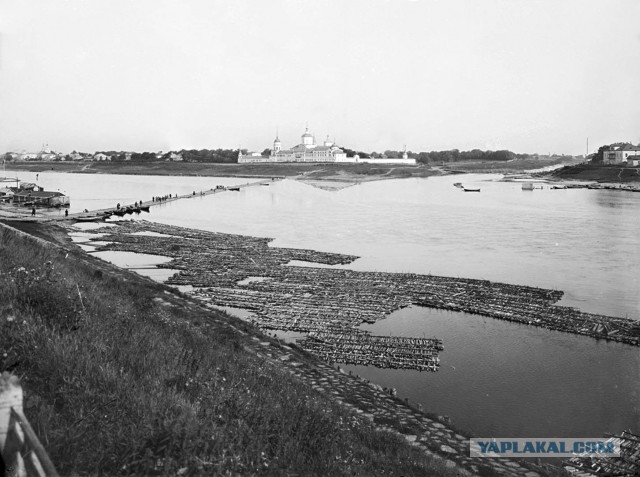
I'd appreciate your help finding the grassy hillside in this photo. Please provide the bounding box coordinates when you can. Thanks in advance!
[0,222,460,476]
[551,164,640,182]
[443,157,578,173]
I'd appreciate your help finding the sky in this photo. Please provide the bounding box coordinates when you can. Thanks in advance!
[0,0,639,155]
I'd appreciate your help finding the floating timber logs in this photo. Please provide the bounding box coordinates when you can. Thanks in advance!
[72,220,639,374]
[564,430,640,476]
[299,332,443,371]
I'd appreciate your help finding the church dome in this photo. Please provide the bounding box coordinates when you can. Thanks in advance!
[301,127,315,146]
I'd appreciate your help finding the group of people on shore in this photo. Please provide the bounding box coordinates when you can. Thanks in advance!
[31,207,70,217]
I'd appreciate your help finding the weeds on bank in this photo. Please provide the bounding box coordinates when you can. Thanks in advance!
[0,226,458,476]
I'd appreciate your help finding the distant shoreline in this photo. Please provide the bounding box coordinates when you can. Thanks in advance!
[3,160,439,182]
[3,157,580,183]
[543,163,640,183]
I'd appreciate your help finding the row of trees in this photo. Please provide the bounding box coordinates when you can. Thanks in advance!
[3,147,551,165]
[339,148,526,164]
[179,149,245,163]
[410,149,522,164]
[94,149,244,163]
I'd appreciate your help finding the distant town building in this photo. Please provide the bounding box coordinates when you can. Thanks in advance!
[93,153,111,161]
[13,190,69,207]
[18,152,40,161]
[603,144,640,164]
[14,144,62,161]
[238,127,416,165]
[239,128,348,163]
[0,187,15,201]
[628,155,640,167]
[12,145,62,161]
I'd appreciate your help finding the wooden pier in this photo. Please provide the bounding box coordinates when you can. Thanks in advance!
[8,178,283,223]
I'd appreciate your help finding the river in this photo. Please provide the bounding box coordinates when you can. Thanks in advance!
[6,169,640,439]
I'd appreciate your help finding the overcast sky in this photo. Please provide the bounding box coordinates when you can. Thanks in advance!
[1,0,639,155]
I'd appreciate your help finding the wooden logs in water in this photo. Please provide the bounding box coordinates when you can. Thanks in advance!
[73,220,640,352]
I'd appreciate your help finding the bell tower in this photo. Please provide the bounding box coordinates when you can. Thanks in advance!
[301,126,315,147]
[273,129,282,153]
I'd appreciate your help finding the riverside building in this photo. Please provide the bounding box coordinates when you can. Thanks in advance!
[238,127,416,165]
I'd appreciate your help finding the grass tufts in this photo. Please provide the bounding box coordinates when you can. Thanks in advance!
[0,224,461,476]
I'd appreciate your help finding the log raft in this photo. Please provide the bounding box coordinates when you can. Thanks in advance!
[298,332,443,371]
[70,220,640,373]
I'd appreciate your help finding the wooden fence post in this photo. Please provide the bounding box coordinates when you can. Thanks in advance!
[0,372,59,477]
[0,372,25,476]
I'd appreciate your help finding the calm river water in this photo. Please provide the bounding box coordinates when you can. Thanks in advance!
[7,169,640,439]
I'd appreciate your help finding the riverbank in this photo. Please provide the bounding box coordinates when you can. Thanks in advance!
[3,160,439,183]
[545,163,640,182]
[440,157,579,174]
[3,158,583,188]
[0,220,466,476]
[0,219,564,476]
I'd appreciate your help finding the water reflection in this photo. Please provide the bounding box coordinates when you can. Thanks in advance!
[9,169,639,441]
[592,189,640,209]
[350,305,640,437]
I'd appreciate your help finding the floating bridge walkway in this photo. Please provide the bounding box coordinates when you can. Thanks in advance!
[9,177,284,223]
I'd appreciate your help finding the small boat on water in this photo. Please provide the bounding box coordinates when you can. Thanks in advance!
[455,182,480,192]
[228,187,241,191]
[140,205,150,212]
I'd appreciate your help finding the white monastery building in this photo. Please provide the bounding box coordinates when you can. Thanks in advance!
[238,127,416,165]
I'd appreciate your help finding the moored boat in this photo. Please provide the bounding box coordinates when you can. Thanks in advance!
[74,215,106,223]
[521,182,534,191]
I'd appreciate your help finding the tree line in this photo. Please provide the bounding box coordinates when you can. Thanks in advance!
[340,148,530,164]
[96,149,245,163]
[2,147,557,165]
